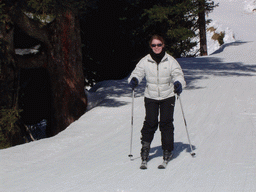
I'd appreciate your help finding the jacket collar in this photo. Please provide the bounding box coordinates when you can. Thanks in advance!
[148,52,168,63]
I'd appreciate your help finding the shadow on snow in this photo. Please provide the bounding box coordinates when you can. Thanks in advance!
[88,41,256,109]
[149,142,196,161]
[210,41,248,55]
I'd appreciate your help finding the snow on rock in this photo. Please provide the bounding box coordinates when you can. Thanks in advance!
[244,0,256,12]
[206,20,236,55]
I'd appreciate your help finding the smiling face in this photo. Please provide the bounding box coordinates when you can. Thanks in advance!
[150,39,164,54]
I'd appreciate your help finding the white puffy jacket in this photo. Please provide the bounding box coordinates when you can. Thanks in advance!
[128,52,186,100]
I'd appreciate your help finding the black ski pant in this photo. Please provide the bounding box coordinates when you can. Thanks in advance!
[141,96,175,152]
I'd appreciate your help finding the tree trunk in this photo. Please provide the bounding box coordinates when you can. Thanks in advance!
[46,10,87,135]
[11,9,87,136]
[198,0,208,56]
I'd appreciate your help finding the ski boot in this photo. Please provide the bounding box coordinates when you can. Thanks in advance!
[158,150,173,169]
[141,141,150,161]
[140,141,150,169]
[163,150,173,161]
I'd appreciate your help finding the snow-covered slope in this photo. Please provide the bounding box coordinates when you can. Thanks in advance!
[1,0,256,191]
[206,0,256,54]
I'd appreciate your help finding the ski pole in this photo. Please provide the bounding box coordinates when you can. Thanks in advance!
[128,88,135,160]
[177,95,196,157]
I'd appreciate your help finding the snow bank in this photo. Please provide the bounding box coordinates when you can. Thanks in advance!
[207,21,236,55]
[85,80,113,111]
[244,0,256,12]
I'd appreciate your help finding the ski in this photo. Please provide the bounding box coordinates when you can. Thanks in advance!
[140,160,147,169]
[158,153,173,169]
[158,160,168,169]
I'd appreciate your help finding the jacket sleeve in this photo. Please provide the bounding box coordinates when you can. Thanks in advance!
[128,58,146,84]
[171,59,186,89]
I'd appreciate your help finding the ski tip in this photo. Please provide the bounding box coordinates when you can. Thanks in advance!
[140,161,148,169]
[140,165,147,170]
[158,160,168,169]
[158,165,166,169]
[140,163,147,169]
[191,152,196,157]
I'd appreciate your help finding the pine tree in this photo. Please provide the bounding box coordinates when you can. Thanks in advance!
[132,0,218,57]
[196,0,218,56]
[140,0,197,57]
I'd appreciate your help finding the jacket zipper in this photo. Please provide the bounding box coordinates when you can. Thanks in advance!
[157,63,160,97]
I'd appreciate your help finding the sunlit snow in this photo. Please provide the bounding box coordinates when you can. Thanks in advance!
[1,0,256,191]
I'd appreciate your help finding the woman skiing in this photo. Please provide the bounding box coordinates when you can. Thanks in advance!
[128,34,186,165]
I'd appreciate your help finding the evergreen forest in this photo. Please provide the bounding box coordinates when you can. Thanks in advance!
[0,0,217,148]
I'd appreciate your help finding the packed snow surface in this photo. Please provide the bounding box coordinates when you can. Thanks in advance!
[1,0,256,191]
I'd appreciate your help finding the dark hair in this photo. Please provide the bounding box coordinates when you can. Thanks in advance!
[149,34,165,46]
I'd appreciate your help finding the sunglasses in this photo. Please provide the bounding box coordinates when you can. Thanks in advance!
[151,43,163,47]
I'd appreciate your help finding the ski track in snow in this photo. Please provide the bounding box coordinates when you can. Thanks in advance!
[1,0,256,191]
